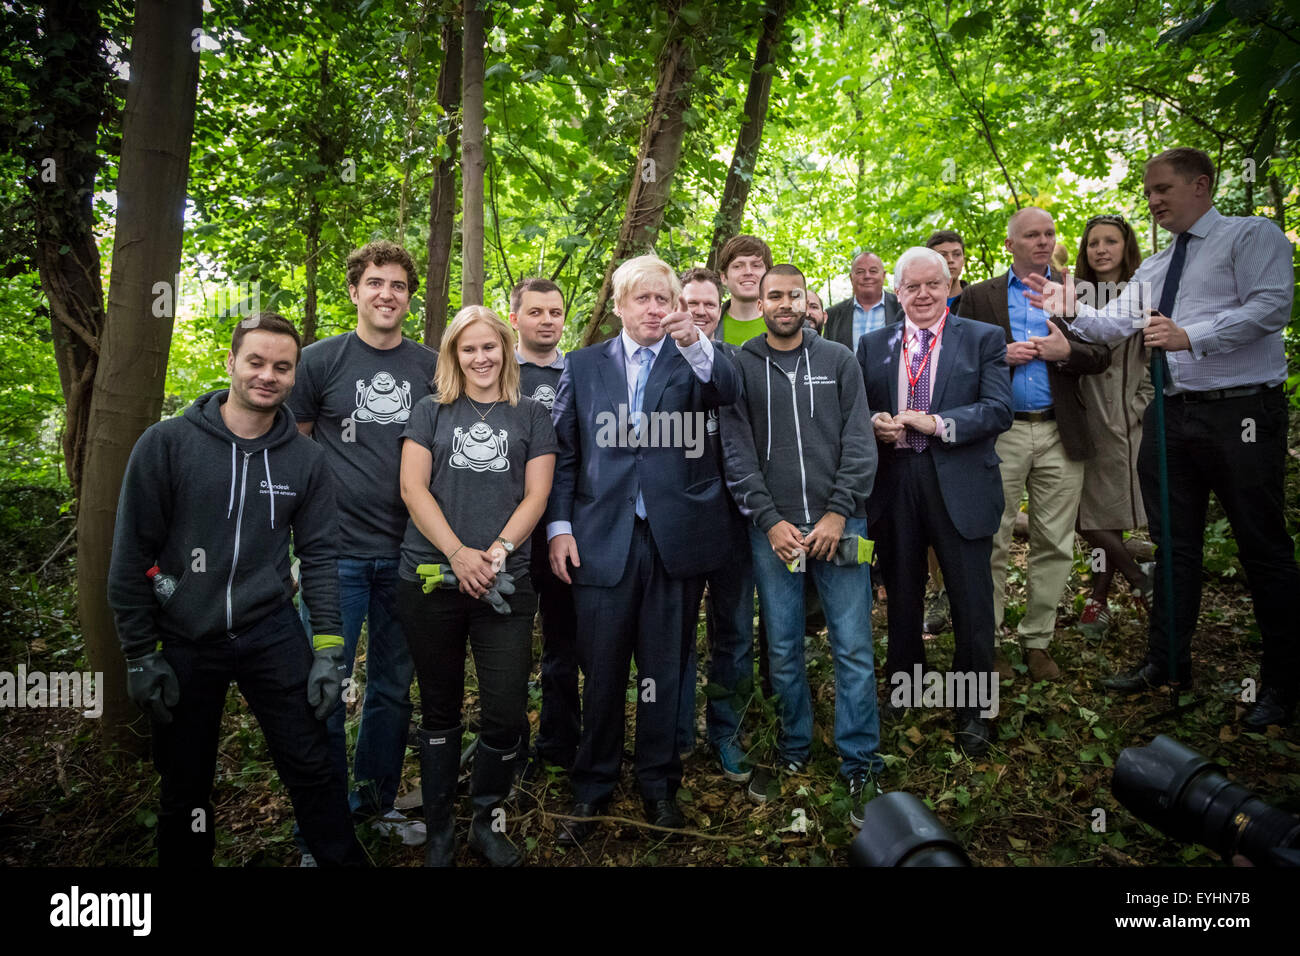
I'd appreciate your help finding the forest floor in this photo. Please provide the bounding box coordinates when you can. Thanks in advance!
[2,428,1299,867]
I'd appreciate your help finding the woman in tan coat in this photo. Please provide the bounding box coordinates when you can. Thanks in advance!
[1071,215,1153,637]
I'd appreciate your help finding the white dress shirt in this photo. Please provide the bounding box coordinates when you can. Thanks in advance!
[547,326,715,540]
[1067,207,1293,393]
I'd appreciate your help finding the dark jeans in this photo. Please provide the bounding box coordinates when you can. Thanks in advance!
[679,552,756,751]
[532,557,580,765]
[300,556,414,816]
[151,600,364,867]
[571,518,703,804]
[1140,386,1300,691]
[397,576,537,748]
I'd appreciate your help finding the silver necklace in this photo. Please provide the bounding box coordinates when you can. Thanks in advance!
[467,397,500,421]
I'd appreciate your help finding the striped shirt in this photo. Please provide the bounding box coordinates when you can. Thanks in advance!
[1067,207,1293,393]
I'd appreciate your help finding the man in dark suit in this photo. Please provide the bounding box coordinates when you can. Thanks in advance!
[960,208,1110,681]
[547,255,739,842]
[858,248,1013,756]
[824,251,903,350]
[675,267,755,783]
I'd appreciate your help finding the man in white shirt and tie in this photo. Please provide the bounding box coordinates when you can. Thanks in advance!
[1025,147,1299,729]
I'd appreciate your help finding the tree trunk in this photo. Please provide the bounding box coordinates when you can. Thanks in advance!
[304,196,320,344]
[460,1,487,307]
[426,13,462,347]
[582,22,698,345]
[706,0,788,271]
[24,0,113,495]
[78,0,202,757]
[396,1,431,239]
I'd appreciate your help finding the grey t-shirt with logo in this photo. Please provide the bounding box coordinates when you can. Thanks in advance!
[288,331,438,558]
[517,352,563,412]
[398,394,558,582]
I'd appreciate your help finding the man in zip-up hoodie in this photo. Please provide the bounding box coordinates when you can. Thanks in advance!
[720,264,884,828]
[108,313,364,867]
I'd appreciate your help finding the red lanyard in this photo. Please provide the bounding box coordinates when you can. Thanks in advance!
[902,311,947,393]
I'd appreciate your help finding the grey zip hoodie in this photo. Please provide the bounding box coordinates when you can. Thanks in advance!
[108,390,341,657]
[720,327,876,533]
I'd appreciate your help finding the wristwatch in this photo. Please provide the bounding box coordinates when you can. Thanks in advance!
[494,537,515,553]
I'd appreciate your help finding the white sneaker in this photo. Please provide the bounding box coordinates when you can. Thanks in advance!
[370,809,428,846]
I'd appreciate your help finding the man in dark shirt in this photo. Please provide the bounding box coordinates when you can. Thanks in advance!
[109,313,364,866]
[677,267,755,782]
[288,241,438,852]
[509,277,579,770]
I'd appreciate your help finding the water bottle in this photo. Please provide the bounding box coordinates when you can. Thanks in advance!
[147,565,178,604]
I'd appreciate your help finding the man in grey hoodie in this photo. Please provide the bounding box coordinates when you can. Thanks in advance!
[720,264,884,828]
[108,313,363,867]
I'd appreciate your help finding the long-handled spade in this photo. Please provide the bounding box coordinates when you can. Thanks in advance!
[1143,343,1206,724]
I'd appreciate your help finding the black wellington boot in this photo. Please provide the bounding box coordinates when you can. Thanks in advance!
[466,737,523,867]
[417,724,463,867]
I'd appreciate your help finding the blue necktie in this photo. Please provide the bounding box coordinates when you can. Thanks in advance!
[631,347,652,519]
[1154,231,1191,383]
[1157,231,1191,317]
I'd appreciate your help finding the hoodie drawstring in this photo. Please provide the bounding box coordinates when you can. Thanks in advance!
[803,345,814,418]
[763,356,774,461]
[226,443,237,518]
[262,449,275,529]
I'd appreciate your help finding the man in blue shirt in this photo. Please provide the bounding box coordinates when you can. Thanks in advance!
[823,251,903,350]
[960,208,1110,682]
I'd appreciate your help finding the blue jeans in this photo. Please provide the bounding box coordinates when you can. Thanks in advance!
[677,555,756,751]
[748,516,882,778]
[301,557,415,815]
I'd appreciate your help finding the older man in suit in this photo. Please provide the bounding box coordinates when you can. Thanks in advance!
[960,208,1110,681]
[547,255,738,843]
[824,251,903,350]
[858,247,1013,756]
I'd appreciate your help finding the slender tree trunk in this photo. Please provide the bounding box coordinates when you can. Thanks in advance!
[304,197,320,344]
[396,1,430,239]
[426,13,462,347]
[24,0,113,494]
[706,0,788,271]
[582,22,698,345]
[1268,169,1285,231]
[78,0,202,756]
[460,1,487,307]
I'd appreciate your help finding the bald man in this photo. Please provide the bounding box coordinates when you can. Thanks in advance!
[959,208,1110,682]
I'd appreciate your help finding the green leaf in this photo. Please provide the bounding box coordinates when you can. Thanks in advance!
[949,11,994,42]
[1159,2,1231,47]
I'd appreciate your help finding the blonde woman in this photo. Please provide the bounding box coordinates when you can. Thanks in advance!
[396,306,556,866]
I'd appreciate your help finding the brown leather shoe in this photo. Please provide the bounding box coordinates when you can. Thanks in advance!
[1026,648,1060,682]
[994,648,1015,680]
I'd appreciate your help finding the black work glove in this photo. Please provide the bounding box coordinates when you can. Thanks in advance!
[125,650,180,724]
[307,635,347,720]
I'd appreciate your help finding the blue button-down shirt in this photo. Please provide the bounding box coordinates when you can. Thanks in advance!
[851,297,888,347]
[1007,267,1054,412]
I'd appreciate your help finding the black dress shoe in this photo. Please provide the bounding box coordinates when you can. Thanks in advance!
[1243,686,1297,730]
[643,797,685,832]
[556,802,604,846]
[880,703,908,729]
[955,716,991,759]
[1101,662,1179,695]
